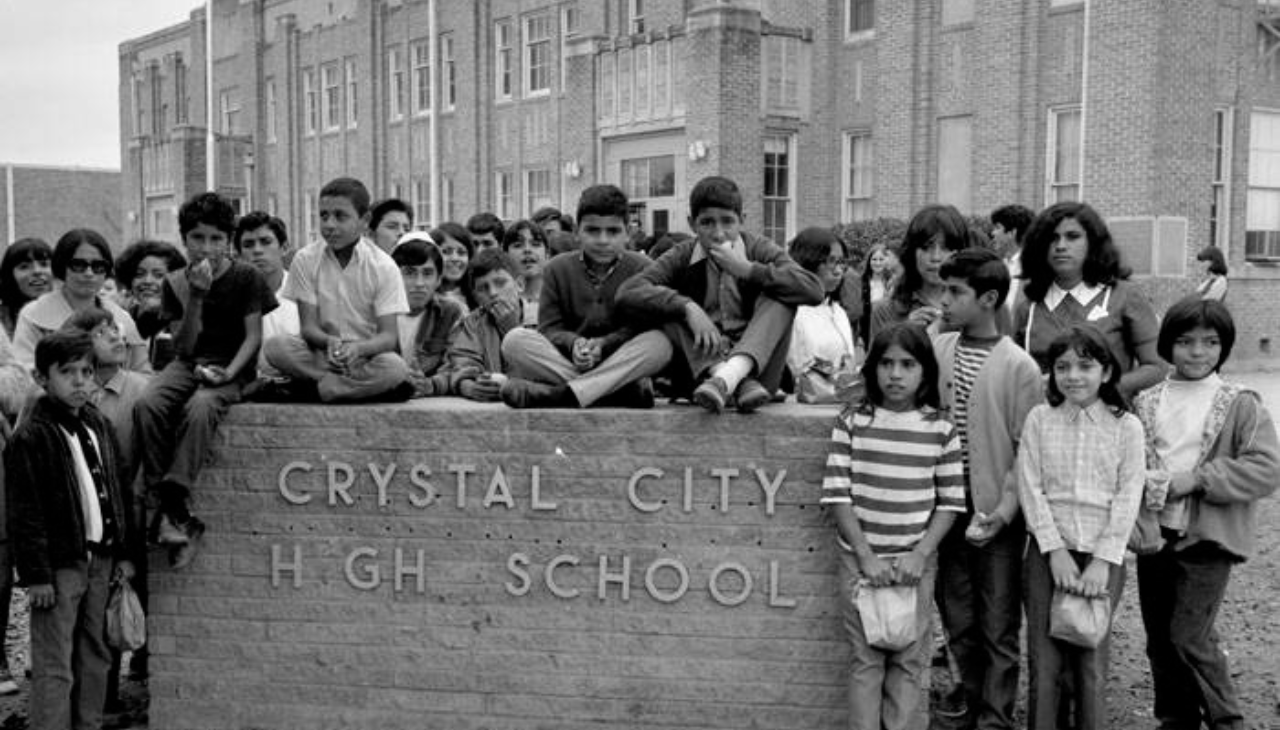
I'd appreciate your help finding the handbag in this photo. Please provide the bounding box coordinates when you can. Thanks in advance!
[854,581,918,651]
[797,355,863,405]
[1048,591,1111,649]
[106,580,147,652]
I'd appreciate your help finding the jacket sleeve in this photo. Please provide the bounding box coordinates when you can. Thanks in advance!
[1017,407,1065,554]
[5,429,54,586]
[615,246,696,321]
[1196,392,1280,505]
[538,266,581,357]
[994,351,1047,524]
[742,236,825,306]
[444,318,487,395]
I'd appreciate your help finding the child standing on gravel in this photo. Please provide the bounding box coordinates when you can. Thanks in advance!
[1133,298,1279,730]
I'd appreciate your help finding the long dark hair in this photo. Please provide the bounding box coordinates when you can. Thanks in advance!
[859,322,940,411]
[1045,324,1129,414]
[0,237,52,315]
[1020,202,1129,303]
[889,204,969,310]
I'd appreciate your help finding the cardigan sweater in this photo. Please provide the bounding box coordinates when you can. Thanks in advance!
[5,397,138,585]
[934,332,1045,524]
[1134,380,1280,561]
[540,250,651,359]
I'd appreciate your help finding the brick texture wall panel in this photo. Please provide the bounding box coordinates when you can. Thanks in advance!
[148,401,851,729]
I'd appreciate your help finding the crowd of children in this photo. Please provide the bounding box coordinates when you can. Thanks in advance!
[0,173,1276,729]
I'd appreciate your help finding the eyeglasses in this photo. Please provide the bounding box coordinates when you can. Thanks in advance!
[67,258,111,275]
[90,323,121,339]
[822,257,851,268]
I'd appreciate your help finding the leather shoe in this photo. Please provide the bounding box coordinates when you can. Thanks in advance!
[501,377,571,409]
[692,376,730,414]
[734,377,770,413]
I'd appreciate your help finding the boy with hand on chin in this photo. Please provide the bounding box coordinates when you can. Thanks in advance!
[134,192,277,569]
[617,175,823,413]
[264,177,412,402]
[444,249,524,401]
[932,248,1043,730]
[6,331,139,730]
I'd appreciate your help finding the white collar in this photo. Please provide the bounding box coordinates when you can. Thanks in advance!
[1045,281,1104,312]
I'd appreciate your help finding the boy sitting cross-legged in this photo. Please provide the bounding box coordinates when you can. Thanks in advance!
[133,191,277,569]
[6,331,139,730]
[616,175,824,413]
[500,184,671,408]
[263,177,413,402]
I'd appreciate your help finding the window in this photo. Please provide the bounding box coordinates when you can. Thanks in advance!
[219,87,240,136]
[304,69,318,134]
[762,135,794,245]
[1050,0,1084,6]
[388,48,406,121]
[1210,108,1232,249]
[653,41,670,115]
[843,132,874,222]
[938,115,973,213]
[941,0,974,26]
[496,171,514,219]
[265,79,277,143]
[618,49,632,117]
[635,45,651,118]
[526,169,553,215]
[174,54,188,124]
[344,58,358,128]
[628,0,645,34]
[525,13,553,96]
[561,5,579,91]
[1247,109,1280,260]
[148,63,163,136]
[412,41,432,115]
[442,176,455,222]
[495,20,514,100]
[322,63,340,131]
[620,156,676,199]
[413,177,432,227]
[1046,106,1082,204]
[846,0,874,40]
[599,53,616,119]
[441,35,456,110]
[763,35,803,112]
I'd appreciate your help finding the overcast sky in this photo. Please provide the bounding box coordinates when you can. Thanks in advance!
[0,0,198,170]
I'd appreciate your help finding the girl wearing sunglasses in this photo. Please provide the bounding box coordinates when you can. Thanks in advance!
[12,228,149,372]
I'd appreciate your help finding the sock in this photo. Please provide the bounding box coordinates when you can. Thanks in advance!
[710,354,753,393]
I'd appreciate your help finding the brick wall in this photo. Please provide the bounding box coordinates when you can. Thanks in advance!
[148,401,850,729]
[1,166,122,249]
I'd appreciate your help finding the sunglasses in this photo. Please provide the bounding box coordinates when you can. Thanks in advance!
[67,258,111,275]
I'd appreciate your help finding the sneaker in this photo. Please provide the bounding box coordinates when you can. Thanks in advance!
[500,378,571,409]
[155,513,189,546]
[733,377,770,413]
[692,376,730,414]
[169,516,206,570]
[0,667,18,695]
[934,685,969,720]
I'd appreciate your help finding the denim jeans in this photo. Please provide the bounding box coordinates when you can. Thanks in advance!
[936,520,1025,730]
[1023,541,1124,730]
[30,554,113,730]
[1137,541,1244,730]
[837,546,935,730]
[0,540,12,672]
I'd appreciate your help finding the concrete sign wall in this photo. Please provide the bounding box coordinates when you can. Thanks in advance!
[148,402,849,729]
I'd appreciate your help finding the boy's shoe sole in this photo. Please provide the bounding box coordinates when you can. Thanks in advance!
[155,513,189,546]
[692,377,730,414]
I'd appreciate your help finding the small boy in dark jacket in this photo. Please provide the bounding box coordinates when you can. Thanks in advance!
[6,331,139,730]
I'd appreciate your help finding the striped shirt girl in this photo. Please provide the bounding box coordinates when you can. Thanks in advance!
[822,405,967,556]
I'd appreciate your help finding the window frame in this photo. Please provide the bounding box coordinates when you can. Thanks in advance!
[495,19,514,101]
[303,68,318,135]
[322,62,341,132]
[388,47,406,122]
[524,12,554,98]
[525,168,554,217]
[762,134,796,246]
[441,34,456,111]
[845,0,874,42]
[842,131,874,222]
[1045,105,1082,205]
[1210,107,1233,249]
[412,40,432,116]
[344,58,358,129]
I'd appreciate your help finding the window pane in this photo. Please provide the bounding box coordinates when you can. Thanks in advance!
[1055,110,1082,184]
